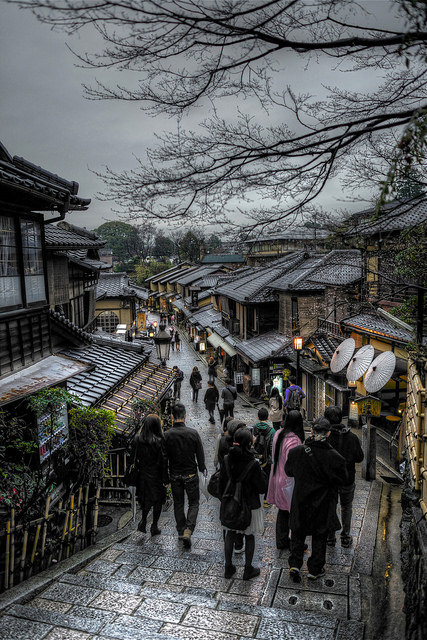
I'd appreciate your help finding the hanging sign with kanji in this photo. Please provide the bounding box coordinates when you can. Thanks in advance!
[354,395,382,417]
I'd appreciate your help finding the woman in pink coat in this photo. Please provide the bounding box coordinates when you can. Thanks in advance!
[267,410,305,549]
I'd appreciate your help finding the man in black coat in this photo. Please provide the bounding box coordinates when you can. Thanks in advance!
[325,405,364,548]
[285,417,348,582]
[204,380,219,423]
[164,402,206,549]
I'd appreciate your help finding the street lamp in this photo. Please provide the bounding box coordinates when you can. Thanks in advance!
[154,323,171,366]
[293,336,303,386]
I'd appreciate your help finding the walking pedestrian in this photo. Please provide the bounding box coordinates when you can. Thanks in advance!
[170,329,176,351]
[219,428,267,580]
[172,365,184,400]
[131,414,169,536]
[221,378,237,419]
[208,357,217,384]
[285,417,348,582]
[175,331,181,351]
[252,407,276,497]
[283,376,305,414]
[268,387,284,430]
[325,405,364,548]
[204,380,219,423]
[164,402,207,548]
[189,366,202,402]
[267,410,304,549]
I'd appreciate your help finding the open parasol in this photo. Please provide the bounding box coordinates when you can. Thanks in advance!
[364,351,396,393]
[346,344,374,381]
[330,338,356,373]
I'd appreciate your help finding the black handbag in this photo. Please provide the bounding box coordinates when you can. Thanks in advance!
[207,468,221,499]
[124,446,139,486]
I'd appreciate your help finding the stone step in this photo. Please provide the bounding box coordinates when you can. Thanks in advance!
[3,570,363,640]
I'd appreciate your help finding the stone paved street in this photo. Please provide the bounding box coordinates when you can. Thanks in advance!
[0,325,375,639]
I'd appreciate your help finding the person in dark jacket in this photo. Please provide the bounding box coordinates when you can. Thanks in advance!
[221,378,237,419]
[172,366,184,400]
[204,380,219,423]
[132,414,169,536]
[219,428,267,580]
[207,358,217,384]
[189,366,202,402]
[164,402,207,549]
[325,405,364,548]
[285,417,348,582]
[283,376,306,413]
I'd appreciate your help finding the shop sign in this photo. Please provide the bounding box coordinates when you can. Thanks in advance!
[272,376,283,394]
[137,311,146,330]
[38,404,69,463]
[349,400,359,421]
[251,368,261,386]
[234,372,244,385]
[354,395,382,417]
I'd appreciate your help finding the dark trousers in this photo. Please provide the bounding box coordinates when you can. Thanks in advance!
[170,474,200,533]
[223,404,234,419]
[207,406,215,422]
[289,530,328,575]
[328,483,355,540]
[174,380,182,399]
[276,509,290,548]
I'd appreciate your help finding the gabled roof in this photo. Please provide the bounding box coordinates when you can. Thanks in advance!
[0,142,90,212]
[270,250,361,291]
[341,313,414,344]
[96,272,149,300]
[347,198,427,236]
[244,228,330,244]
[215,251,308,303]
[146,262,194,284]
[50,310,93,344]
[174,265,220,286]
[308,334,342,363]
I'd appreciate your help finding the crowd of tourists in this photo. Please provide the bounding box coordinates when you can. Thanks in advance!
[129,345,364,582]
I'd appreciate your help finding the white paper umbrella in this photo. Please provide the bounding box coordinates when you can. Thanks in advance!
[346,344,375,381]
[330,338,356,373]
[364,351,396,393]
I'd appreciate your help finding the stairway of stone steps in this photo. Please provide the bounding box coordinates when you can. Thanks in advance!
[0,326,369,640]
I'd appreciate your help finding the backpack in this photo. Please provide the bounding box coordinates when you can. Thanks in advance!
[253,428,273,466]
[176,369,184,381]
[220,457,256,530]
[286,387,301,410]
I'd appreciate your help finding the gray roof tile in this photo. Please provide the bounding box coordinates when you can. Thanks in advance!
[342,313,414,343]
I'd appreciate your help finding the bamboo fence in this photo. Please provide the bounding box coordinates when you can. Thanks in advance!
[0,484,100,592]
[404,358,427,519]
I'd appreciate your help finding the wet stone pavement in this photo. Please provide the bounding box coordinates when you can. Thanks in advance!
[0,327,372,639]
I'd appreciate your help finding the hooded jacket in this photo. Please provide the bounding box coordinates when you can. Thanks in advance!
[327,424,364,486]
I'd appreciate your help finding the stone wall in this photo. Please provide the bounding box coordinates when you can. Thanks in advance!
[400,487,427,640]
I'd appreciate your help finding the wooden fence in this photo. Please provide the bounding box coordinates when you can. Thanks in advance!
[0,484,100,592]
[404,358,427,519]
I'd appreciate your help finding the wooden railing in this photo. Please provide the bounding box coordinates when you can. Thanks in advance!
[404,358,427,519]
[317,317,344,338]
[0,485,100,592]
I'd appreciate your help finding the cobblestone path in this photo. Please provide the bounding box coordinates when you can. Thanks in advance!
[0,325,371,639]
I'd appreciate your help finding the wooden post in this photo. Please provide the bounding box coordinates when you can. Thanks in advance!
[362,416,377,480]
[41,496,51,565]
[91,486,101,545]
[20,529,28,583]
[81,485,89,546]
[66,494,75,559]
[29,523,41,577]
[4,519,11,590]
[9,509,15,588]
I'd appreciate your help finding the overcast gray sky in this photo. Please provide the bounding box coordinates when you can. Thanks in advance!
[1,1,405,231]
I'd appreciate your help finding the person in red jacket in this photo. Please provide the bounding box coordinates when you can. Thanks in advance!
[324,405,364,548]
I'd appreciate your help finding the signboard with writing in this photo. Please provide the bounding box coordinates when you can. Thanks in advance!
[191,290,199,308]
[234,372,244,385]
[354,395,382,417]
[38,404,69,463]
[251,368,261,386]
[137,311,146,330]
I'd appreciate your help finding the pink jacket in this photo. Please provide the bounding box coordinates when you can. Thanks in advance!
[267,430,302,511]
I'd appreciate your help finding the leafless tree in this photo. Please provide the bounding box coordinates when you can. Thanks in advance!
[10,0,427,233]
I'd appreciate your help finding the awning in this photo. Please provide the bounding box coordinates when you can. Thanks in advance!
[0,354,92,407]
[99,362,175,433]
[207,332,238,357]
[325,377,349,392]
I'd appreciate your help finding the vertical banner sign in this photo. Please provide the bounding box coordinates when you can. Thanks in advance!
[191,290,199,308]
[251,368,261,386]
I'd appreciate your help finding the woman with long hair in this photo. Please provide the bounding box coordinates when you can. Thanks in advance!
[267,410,304,549]
[189,365,202,402]
[219,427,267,580]
[133,414,168,536]
[268,386,284,430]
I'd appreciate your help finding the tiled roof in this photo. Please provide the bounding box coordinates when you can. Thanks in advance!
[45,225,105,249]
[96,272,145,299]
[66,250,110,271]
[342,313,414,343]
[245,228,330,243]
[189,305,222,329]
[50,310,93,344]
[63,343,148,406]
[347,198,427,236]
[309,334,342,363]
[174,265,219,286]
[270,251,361,291]
[0,146,90,211]
[231,331,293,364]
[147,263,194,284]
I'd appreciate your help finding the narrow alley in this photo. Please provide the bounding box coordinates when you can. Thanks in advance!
[0,327,387,640]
